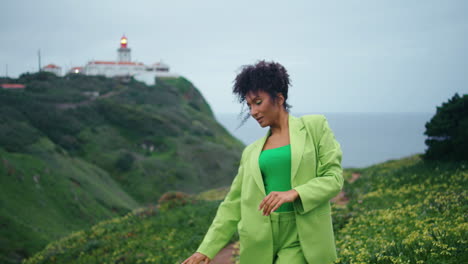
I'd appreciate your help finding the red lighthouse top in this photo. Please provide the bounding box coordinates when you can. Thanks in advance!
[120,35,128,48]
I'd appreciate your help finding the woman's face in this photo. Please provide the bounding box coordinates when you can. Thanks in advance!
[245,90,284,128]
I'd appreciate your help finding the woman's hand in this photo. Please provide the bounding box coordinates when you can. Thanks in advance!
[181,252,211,264]
[259,189,299,216]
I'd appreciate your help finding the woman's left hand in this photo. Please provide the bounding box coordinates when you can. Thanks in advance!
[258,189,299,216]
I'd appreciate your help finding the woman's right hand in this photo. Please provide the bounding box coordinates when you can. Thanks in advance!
[181,252,211,264]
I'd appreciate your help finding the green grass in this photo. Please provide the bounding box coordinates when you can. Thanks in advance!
[0,142,139,264]
[22,200,226,264]
[22,153,467,264]
[332,154,467,263]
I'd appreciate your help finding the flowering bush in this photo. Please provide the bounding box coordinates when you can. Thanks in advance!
[22,200,221,264]
[334,155,467,263]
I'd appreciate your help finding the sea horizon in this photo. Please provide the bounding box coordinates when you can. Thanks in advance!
[214,111,434,169]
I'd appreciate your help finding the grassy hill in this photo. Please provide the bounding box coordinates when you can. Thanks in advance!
[332,154,467,263]
[0,142,139,263]
[21,153,467,264]
[22,199,224,264]
[0,72,245,263]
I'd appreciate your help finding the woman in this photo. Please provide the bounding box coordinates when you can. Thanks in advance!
[182,60,343,264]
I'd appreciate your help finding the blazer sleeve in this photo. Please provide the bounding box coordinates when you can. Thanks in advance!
[293,115,344,215]
[195,149,245,259]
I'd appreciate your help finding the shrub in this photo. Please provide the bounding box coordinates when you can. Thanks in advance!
[115,152,135,172]
[157,191,196,212]
[423,93,468,161]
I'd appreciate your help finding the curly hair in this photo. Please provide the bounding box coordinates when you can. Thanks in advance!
[232,60,292,129]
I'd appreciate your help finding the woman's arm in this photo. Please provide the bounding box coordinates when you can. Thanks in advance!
[193,150,246,259]
[293,115,344,215]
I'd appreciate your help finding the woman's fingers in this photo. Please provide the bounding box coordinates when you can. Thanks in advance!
[269,199,283,215]
[181,257,193,264]
[269,200,282,214]
[264,196,282,215]
[259,191,293,216]
[260,195,272,214]
[181,253,208,264]
[259,193,273,210]
[260,192,277,215]
[263,197,275,215]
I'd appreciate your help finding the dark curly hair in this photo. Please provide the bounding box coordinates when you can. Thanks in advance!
[232,60,292,129]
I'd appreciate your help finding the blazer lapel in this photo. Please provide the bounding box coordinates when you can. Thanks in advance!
[250,114,306,196]
[289,114,306,185]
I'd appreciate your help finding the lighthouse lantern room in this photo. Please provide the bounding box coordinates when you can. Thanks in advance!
[118,35,131,62]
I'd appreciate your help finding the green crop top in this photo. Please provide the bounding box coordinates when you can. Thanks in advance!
[259,144,294,212]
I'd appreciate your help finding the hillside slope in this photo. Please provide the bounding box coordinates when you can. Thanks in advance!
[0,141,139,263]
[21,153,467,264]
[0,72,245,263]
[333,154,467,263]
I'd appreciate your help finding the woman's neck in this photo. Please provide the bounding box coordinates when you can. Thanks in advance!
[269,110,289,136]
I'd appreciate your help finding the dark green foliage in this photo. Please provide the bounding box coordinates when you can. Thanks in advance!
[156,77,214,116]
[16,72,118,103]
[20,71,58,82]
[334,155,467,263]
[423,93,468,161]
[115,152,135,172]
[0,73,122,152]
[0,106,41,152]
[0,73,245,264]
[0,148,139,264]
[25,103,83,151]
[23,200,228,264]
[96,100,179,138]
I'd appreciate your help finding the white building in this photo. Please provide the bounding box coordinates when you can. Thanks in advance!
[84,61,146,77]
[81,35,179,85]
[42,64,62,75]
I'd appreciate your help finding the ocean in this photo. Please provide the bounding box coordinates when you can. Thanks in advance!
[214,112,434,169]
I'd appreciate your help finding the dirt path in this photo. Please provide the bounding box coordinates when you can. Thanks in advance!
[331,172,361,205]
[211,242,237,264]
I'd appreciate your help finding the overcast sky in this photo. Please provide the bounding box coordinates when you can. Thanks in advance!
[2,0,467,114]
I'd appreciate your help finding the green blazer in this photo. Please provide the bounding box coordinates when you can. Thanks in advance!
[196,114,344,264]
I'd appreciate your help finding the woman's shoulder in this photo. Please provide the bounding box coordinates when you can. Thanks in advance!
[237,140,259,164]
[299,114,326,124]
[243,139,261,154]
[298,114,332,141]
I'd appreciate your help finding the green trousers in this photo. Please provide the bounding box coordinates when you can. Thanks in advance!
[270,211,307,264]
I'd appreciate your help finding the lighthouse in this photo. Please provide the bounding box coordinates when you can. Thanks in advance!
[82,35,179,85]
[118,35,131,62]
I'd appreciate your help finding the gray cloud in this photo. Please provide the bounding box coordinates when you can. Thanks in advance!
[1,0,467,113]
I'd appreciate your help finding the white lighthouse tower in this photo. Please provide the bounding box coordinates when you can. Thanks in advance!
[118,35,131,62]
[82,35,179,85]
